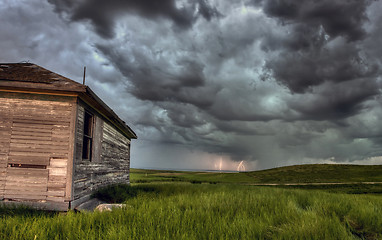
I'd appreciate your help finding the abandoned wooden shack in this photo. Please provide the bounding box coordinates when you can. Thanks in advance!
[0,63,137,211]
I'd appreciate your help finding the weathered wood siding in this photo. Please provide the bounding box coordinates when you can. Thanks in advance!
[0,92,75,205]
[73,103,131,202]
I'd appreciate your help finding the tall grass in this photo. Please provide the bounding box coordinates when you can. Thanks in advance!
[1,183,381,239]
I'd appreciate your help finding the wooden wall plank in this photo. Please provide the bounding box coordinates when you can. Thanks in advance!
[46,196,66,202]
[48,182,66,188]
[4,194,47,200]
[47,190,65,197]
[6,168,48,177]
[5,177,47,184]
[5,185,48,191]
[8,156,49,165]
[11,135,51,141]
[10,148,69,154]
[10,131,52,137]
[92,116,104,163]
[12,127,53,133]
[48,168,67,176]
[10,139,68,146]
[49,158,67,168]
[12,118,70,125]
[48,176,66,182]
[0,94,10,201]
[10,144,68,150]
[12,123,56,129]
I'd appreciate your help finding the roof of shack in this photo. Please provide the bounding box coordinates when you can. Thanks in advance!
[0,63,137,139]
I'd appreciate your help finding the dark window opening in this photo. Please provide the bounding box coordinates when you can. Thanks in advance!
[8,163,46,169]
[82,111,94,160]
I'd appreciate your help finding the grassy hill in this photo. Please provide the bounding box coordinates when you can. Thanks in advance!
[131,164,382,184]
[245,164,382,183]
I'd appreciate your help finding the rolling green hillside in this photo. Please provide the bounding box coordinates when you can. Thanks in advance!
[245,164,382,183]
[131,164,382,184]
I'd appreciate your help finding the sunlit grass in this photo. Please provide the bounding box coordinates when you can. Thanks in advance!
[1,183,381,239]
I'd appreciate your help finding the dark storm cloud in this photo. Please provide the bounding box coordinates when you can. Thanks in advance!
[254,0,371,42]
[255,0,380,95]
[289,79,380,121]
[47,0,382,167]
[265,43,379,93]
[165,106,206,128]
[3,0,382,170]
[96,43,220,108]
[197,0,222,21]
[48,0,221,38]
[47,0,76,13]
[89,0,382,168]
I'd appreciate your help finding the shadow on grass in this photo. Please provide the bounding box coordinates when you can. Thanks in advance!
[92,182,217,203]
[92,184,159,203]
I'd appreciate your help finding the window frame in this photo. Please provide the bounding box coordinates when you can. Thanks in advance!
[82,110,94,161]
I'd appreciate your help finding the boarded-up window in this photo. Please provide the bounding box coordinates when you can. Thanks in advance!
[82,111,93,160]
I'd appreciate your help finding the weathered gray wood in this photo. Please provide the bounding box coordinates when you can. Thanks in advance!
[12,122,56,129]
[73,103,131,201]
[11,131,52,137]
[0,99,11,201]
[10,148,69,154]
[4,194,47,200]
[48,168,67,176]
[12,127,53,133]
[10,144,68,150]
[11,135,51,141]
[5,186,48,192]
[47,190,65,197]
[49,158,67,167]
[0,155,6,200]
[8,156,49,165]
[0,200,69,211]
[10,139,68,145]
[47,196,66,202]
[6,168,48,176]
[92,116,103,163]
[48,175,66,181]
[48,182,66,188]
[0,93,75,207]
[12,118,70,125]
[5,176,48,183]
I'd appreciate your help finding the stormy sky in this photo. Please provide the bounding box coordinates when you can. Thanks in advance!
[1,0,382,171]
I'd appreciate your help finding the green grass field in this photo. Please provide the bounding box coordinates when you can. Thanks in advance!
[0,164,382,239]
[131,164,382,184]
[130,164,382,195]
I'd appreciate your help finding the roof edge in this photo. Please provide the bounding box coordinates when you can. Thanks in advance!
[81,86,137,139]
[0,63,137,140]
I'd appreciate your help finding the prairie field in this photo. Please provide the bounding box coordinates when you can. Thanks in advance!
[0,164,382,239]
[130,164,382,184]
